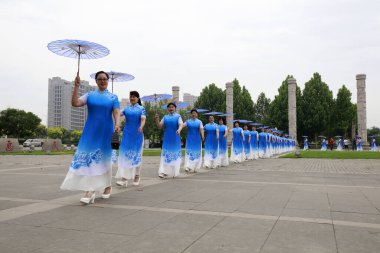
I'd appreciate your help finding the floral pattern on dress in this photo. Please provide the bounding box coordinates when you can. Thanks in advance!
[123,150,142,166]
[162,150,182,163]
[71,149,102,169]
[186,150,201,161]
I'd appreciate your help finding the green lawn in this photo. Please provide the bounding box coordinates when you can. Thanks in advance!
[280,150,380,159]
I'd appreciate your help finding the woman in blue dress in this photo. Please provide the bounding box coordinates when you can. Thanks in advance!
[230,121,244,163]
[337,138,343,151]
[321,137,327,151]
[116,91,146,187]
[61,71,120,205]
[303,137,309,151]
[183,109,204,173]
[250,126,259,160]
[243,124,251,160]
[203,115,220,168]
[258,127,267,158]
[371,137,378,151]
[357,137,363,151]
[155,103,183,178]
[218,117,229,167]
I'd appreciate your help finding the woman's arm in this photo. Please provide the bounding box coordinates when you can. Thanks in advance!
[71,74,85,107]
[139,117,146,133]
[113,108,120,132]
[155,114,163,129]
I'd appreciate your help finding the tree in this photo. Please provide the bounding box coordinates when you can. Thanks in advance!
[47,127,65,139]
[254,92,271,125]
[0,108,41,138]
[194,84,226,113]
[34,124,47,138]
[300,73,334,141]
[232,79,255,121]
[334,85,355,137]
[70,130,82,145]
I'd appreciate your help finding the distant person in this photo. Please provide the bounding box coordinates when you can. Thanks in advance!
[218,117,229,167]
[250,126,259,160]
[321,137,327,151]
[352,137,357,151]
[61,71,120,205]
[328,138,334,151]
[231,121,245,163]
[203,115,220,168]
[303,137,309,151]
[343,138,350,151]
[371,137,378,151]
[337,137,343,151]
[357,137,363,151]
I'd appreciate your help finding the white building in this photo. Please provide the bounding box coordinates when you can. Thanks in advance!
[47,77,96,130]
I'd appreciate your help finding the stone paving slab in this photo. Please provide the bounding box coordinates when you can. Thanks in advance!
[0,155,380,252]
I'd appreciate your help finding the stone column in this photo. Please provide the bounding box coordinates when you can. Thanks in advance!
[287,77,297,143]
[172,86,180,103]
[356,74,367,145]
[226,82,233,144]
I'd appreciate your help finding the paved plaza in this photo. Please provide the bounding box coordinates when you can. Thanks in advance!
[0,155,380,253]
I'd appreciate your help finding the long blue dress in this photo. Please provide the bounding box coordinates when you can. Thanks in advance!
[259,132,267,158]
[357,138,363,151]
[116,104,146,180]
[185,118,203,171]
[61,89,119,192]
[250,131,259,160]
[243,130,251,160]
[204,122,219,168]
[371,138,378,151]
[159,113,183,176]
[231,127,244,163]
[321,139,327,151]
[218,124,229,166]
[303,138,309,151]
[337,138,343,151]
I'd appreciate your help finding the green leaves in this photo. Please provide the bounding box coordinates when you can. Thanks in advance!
[0,108,41,138]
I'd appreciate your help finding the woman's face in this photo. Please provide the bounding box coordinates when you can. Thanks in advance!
[243,125,248,130]
[191,111,198,119]
[218,119,223,125]
[167,104,176,113]
[130,95,138,104]
[234,122,239,128]
[209,116,214,123]
[96,73,108,91]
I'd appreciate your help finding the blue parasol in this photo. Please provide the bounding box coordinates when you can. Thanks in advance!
[218,113,235,117]
[90,71,134,93]
[161,102,189,110]
[47,39,109,74]
[186,108,209,113]
[141,93,172,113]
[249,122,262,126]
[204,111,223,115]
[302,135,308,138]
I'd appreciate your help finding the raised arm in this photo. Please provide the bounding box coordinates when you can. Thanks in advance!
[71,73,85,107]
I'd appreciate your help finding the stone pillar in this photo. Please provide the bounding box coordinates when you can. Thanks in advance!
[356,74,367,145]
[0,138,21,152]
[172,86,180,103]
[287,77,297,143]
[226,82,234,144]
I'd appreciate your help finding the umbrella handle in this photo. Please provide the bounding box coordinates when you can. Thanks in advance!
[77,45,81,74]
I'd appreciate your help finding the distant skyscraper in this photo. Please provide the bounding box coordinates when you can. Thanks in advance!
[183,93,198,107]
[47,77,96,130]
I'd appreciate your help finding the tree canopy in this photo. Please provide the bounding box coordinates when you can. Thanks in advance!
[0,108,41,138]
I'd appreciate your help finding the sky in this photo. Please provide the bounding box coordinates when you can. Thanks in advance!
[0,0,379,127]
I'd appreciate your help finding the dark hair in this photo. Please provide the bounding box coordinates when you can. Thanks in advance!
[243,124,248,129]
[167,102,177,108]
[234,121,239,126]
[218,117,225,124]
[95,71,109,80]
[190,108,198,114]
[130,91,142,105]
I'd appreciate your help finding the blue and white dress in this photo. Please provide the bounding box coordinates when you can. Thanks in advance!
[371,138,378,151]
[357,138,363,151]
[337,138,343,151]
[321,139,327,151]
[116,104,146,180]
[218,124,229,166]
[243,130,251,160]
[258,132,267,158]
[303,138,309,151]
[204,122,219,168]
[231,127,244,163]
[61,89,119,192]
[250,131,259,160]
[184,118,203,171]
[159,113,183,177]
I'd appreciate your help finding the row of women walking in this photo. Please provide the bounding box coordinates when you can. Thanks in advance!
[60,71,295,205]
